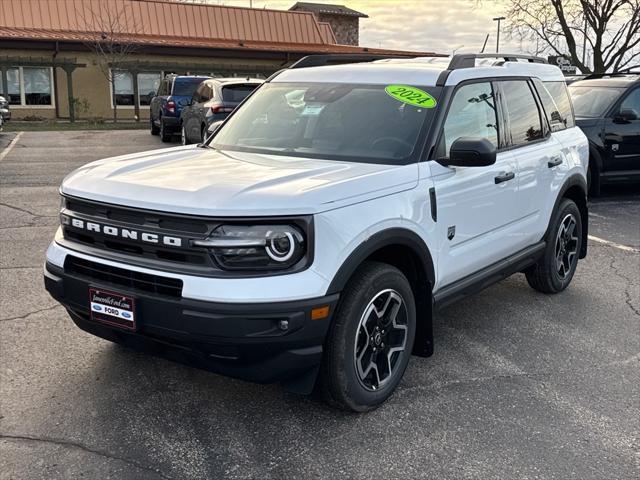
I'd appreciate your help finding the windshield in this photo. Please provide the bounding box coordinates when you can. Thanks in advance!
[173,78,209,96]
[569,85,624,117]
[210,82,440,164]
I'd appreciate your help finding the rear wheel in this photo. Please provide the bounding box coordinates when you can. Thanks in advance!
[526,199,582,293]
[320,261,416,412]
[150,116,159,135]
[160,118,172,143]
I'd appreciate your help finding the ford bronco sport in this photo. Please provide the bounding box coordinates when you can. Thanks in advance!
[45,54,589,411]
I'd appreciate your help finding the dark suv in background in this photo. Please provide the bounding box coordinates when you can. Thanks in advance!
[179,78,263,144]
[569,74,640,195]
[150,74,211,142]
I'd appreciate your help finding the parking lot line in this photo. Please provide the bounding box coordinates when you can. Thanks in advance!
[588,235,639,253]
[0,131,22,162]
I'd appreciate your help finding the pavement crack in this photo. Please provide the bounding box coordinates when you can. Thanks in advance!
[0,304,62,322]
[0,202,55,219]
[607,253,640,317]
[0,433,173,480]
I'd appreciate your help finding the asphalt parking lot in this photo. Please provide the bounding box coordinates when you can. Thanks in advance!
[1,130,638,479]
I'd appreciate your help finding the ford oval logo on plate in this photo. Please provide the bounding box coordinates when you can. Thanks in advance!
[92,304,102,311]
[121,311,132,319]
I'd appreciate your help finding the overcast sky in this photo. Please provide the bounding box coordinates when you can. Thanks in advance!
[216,0,527,54]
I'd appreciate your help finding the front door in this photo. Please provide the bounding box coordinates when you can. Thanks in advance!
[604,87,640,173]
[428,81,521,289]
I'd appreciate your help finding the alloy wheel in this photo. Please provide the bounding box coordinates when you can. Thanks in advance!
[353,289,408,391]
[555,213,579,279]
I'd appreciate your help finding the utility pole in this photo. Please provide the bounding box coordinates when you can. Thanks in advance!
[480,33,489,53]
[493,16,506,53]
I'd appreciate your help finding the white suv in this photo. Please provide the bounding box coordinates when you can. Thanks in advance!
[45,54,589,411]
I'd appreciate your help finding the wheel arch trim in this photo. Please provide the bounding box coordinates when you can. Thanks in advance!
[547,173,589,259]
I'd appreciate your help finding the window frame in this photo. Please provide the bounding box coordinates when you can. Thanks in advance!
[430,78,507,161]
[608,86,640,118]
[495,78,550,151]
[4,66,55,109]
[109,69,164,108]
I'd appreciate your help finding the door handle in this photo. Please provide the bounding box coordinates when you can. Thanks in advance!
[494,171,515,184]
[548,156,563,168]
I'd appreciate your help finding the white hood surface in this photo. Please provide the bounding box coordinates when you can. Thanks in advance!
[61,146,418,216]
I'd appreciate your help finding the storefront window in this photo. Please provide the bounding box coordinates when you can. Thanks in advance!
[138,72,161,106]
[23,67,52,105]
[7,68,21,105]
[113,71,134,106]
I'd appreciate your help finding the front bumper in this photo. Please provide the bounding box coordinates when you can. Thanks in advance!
[44,260,338,392]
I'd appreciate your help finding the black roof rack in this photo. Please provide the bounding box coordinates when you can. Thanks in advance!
[447,53,547,69]
[289,54,417,69]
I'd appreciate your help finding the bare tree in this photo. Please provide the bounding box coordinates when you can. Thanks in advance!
[78,2,141,122]
[504,0,640,74]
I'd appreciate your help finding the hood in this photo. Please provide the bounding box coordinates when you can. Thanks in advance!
[61,146,418,216]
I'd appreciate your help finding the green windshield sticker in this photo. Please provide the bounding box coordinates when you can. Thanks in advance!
[385,85,437,108]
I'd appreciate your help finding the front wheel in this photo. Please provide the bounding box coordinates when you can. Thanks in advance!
[181,125,191,145]
[150,116,159,135]
[526,199,582,293]
[320,261,416,412]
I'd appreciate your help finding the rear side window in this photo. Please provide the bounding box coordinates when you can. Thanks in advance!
[500,80,544,146]
[541,81,575,129]
[222,84,259,103]
[437,82,499,157]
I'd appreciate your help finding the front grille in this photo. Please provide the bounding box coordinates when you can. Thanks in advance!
[61,197,216,272]
[65,256,183,298]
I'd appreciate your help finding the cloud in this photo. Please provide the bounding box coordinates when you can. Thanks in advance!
[219,0,530,54]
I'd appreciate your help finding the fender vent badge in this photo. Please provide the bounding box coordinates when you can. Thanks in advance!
[447,226,456,241]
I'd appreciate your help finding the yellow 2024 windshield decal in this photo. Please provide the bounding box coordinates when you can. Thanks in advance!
[385,85,437,108]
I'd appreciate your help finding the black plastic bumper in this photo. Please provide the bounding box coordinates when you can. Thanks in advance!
[44,261,338,393]
[161,115,180,131]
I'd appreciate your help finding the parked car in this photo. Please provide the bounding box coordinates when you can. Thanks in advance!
[150,74,211,142]
[569,74,640,194]
[180,78,263,145]
[45,53,589,411]
[0,94,11,122]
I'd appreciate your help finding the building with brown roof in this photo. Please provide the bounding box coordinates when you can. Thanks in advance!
[289,2,368,46]
[0,0,440,121]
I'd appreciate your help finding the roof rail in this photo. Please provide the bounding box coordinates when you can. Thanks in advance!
[289,54,415,69]
[583,71,640,80]
[448,53,547,70]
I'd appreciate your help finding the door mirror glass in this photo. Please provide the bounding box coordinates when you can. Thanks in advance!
[440,137,497,167]
[614,108,638,122]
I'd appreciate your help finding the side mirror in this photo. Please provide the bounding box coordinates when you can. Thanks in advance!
[204,120,223,141]
[439,137,497,167]
[614,108,638,123]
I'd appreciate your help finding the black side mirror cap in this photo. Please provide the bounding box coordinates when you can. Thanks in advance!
[614,108,638,123]
[439,137,497,167]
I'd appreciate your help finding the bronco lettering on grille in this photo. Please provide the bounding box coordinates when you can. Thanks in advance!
[62,214,183,248]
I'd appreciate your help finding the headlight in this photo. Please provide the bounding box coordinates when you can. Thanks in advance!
[193,224,307,271]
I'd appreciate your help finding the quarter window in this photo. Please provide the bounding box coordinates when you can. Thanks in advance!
[500,80,544,146]
[437,82,499,157]
[543,81,575,129]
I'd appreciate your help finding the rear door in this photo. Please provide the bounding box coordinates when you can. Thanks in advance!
[497,79,566,247]
[604,87,640,172]
[430,80,521,288]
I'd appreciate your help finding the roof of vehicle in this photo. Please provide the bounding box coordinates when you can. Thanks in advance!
[205,78,264,85]
[568,74,639,88]
[275,55,566,86]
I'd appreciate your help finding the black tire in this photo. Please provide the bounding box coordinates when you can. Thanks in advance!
[160,118,172,143]
[181,125,191,145]
[526,199,582,294]
[320,261,416,412]
[150,116,160,135]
